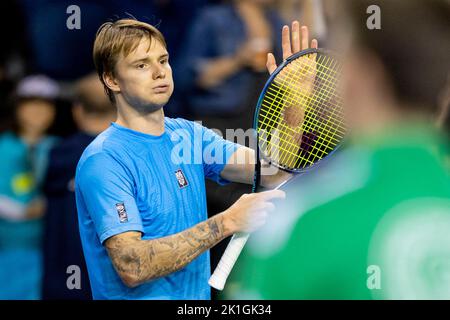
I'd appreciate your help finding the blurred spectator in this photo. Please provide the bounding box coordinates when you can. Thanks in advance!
[0,75,59,299]
[42,73,115,300]
[229,0,450,300]
[179,0,284,126]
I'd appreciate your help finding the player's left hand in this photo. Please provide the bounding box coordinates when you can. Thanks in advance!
[266,21,318,75]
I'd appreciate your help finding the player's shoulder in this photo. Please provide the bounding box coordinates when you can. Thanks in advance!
[165,117,197,132]
[165,117,211,141]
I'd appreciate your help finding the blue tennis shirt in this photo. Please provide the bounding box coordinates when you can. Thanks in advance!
[75,118,239,300]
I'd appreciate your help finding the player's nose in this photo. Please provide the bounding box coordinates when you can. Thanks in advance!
[153,65,166,80]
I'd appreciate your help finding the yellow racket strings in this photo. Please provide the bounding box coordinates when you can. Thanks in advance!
[258,53,345,169]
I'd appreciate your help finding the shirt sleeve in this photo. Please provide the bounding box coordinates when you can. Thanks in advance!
[76,152,143,244]
[198,122,240,185]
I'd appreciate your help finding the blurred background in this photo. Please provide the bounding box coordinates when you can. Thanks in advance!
[0,0,448,300]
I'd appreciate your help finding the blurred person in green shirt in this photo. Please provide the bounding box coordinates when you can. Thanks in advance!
[228,0,450,300]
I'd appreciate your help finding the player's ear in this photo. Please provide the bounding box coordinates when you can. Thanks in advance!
[103,72,120,94]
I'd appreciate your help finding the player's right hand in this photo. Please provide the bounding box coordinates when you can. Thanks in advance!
[222,190,286,234]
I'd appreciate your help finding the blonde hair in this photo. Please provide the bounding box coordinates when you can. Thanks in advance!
[93,19,167,103]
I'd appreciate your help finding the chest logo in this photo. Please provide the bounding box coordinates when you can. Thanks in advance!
[175,169,189,189]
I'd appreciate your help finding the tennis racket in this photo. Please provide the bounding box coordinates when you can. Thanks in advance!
[208,48,346,291]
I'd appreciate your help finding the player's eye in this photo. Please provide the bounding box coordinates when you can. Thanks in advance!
[137,63,148,69]
[160,58,168,65]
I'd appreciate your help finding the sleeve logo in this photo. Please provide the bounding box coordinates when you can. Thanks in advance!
[116,202,128,223]
[175,169,189,188]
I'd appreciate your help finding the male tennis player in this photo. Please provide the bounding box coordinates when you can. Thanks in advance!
[75,19,315,299]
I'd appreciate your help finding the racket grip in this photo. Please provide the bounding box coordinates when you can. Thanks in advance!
[208,232,250,291]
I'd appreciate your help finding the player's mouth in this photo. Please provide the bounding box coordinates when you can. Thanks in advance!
[153,84,170,94]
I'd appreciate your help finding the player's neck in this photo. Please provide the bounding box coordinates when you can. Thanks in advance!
[116,107,165,136]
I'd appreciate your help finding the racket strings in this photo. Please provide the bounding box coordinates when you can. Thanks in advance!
[262,87,345,139]
[258,52,345,170]
[261,57,345,145]
[273,61,343,168]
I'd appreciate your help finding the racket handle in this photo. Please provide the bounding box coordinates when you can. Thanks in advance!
[208,232,250,291]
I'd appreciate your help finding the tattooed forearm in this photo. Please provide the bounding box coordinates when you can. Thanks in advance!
[104,213,231,287]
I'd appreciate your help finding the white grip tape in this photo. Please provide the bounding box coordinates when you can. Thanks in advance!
[208,181,288,290]
[208,233,250,291]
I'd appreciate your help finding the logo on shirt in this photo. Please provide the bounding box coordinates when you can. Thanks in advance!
[175,169,188,189]
[116,202,128,223]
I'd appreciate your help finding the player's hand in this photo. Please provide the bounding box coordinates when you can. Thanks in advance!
[266,21,318,75]
[266,21,319,161]
[222,190,286,234]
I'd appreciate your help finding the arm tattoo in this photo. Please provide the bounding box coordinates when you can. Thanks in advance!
[105,214,230,287]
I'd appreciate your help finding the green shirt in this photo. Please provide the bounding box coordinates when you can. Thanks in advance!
[227,125,450,300]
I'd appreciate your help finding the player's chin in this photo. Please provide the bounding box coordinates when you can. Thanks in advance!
[145,92,170,107]
[153,95,171,107]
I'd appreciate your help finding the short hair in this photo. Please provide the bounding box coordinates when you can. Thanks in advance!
[342,0,450,113]
[93,19,167,103]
